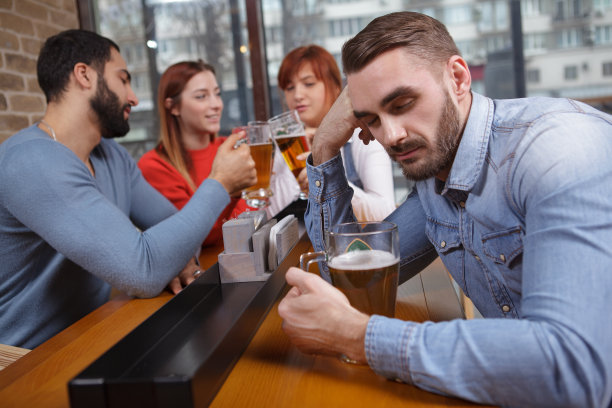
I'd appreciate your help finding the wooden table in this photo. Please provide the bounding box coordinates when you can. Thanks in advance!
[210,259,479,407]
[0,242,484,408]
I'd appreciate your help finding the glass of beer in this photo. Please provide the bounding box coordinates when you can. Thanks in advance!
[234,121,275,208]
[299,221,400,363]
[268,110,309,200]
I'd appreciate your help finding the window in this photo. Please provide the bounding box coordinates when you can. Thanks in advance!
[444,5,473,25]
[558,28,582,48]
[93,0,254,147]
[524,33,547,52]
[522,0,542,17]
[495,1,508,30]
[564,65,578,80]
[526,69,541,83]
[593,0,612,11]
[478,2,493,31]
[595,25,612,45]
[82,0,612,161]
[456,40,476,60]
[420,8,435,18]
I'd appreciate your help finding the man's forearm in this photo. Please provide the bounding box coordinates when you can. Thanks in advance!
[311,86,359,166]
[311,127,352,166]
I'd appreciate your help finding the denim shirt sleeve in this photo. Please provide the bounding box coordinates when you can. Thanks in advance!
[304,153,356,280]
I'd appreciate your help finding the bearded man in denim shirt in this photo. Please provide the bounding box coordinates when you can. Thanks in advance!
[278,11,612,407]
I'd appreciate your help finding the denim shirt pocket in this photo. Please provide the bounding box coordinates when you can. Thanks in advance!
[481,226,523,267]
[425,218,462,254]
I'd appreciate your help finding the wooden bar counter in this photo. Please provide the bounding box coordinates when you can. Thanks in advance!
[209,258,481,408]
[0,243,486,408]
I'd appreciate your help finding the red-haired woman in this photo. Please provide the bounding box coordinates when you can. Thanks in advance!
[138,60,252,247]
[274,45,396,221]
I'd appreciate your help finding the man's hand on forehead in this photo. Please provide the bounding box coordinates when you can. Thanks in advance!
[311,86,359,165]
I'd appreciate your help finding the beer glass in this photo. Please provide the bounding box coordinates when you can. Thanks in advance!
[268,110,309,200]
[301,221,400,317]
[235,121,275,208]
[300,221,399,363]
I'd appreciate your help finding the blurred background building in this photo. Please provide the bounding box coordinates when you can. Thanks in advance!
[2,0,611,203]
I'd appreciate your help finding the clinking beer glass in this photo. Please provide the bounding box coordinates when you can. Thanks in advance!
[235,121,275,208]
[268,110,309,200]
[299,221,400,363]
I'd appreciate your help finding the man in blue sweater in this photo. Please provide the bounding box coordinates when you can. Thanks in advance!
[0,29,256,349]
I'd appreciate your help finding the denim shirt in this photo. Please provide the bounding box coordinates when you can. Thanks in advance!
[304,92,612,407]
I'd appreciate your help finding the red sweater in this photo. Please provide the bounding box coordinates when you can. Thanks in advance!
[138,138,250,247]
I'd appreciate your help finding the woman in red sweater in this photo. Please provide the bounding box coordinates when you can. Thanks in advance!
[138,60,252,247]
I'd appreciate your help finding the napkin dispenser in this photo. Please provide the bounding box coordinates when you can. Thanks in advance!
[218,212,299,283]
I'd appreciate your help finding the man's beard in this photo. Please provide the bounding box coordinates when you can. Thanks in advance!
[387,91,462,181]
[90,76,131,139]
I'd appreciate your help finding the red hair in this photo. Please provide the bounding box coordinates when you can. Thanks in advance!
[277,45,342,110]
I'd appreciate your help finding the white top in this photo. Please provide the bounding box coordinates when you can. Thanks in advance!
[267,130,395,221]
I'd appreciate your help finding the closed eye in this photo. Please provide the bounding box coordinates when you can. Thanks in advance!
[365,115,379,127]
[393,100,414,112]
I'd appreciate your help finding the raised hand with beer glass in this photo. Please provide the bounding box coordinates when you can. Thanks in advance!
[232,121,275,208]
[268,110,310,200]
[298,221,399,363]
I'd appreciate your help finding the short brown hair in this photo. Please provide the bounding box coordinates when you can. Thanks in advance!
[342,12,460,75]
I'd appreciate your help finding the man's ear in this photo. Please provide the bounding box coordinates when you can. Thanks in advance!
[73,62,96,90]
[447,55,471,102]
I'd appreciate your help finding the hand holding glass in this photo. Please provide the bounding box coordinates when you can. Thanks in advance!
[299,221,400,363]
[234,122,274,208]
[268,110,309,200]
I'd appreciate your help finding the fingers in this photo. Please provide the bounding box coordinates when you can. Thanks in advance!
[183,273,195,286]
[209,135,256,194]
[231,127,246,136]
[356,125,375,145]
[305,127,316,148]
[284,266,320,293]
[297,168,309,192]
[286,285,302,298]
[168,277,182,295]
[220,132,245,152]
[278,266,369,360]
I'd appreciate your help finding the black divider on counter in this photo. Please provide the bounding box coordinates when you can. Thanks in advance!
[68,199,309,408]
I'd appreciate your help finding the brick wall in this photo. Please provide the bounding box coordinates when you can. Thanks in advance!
[0,0,79,143]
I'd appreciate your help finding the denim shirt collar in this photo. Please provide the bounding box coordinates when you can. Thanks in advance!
[437,92,493,196]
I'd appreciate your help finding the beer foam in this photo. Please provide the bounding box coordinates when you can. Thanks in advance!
[329,249,398,270]
[249,142,273,146]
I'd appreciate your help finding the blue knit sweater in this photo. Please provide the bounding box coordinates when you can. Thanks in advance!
[0,126,229,348]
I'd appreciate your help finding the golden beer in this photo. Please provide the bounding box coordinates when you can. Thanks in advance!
[244,142,273,192]
[328,249,399,317]
[275,135,308,177]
